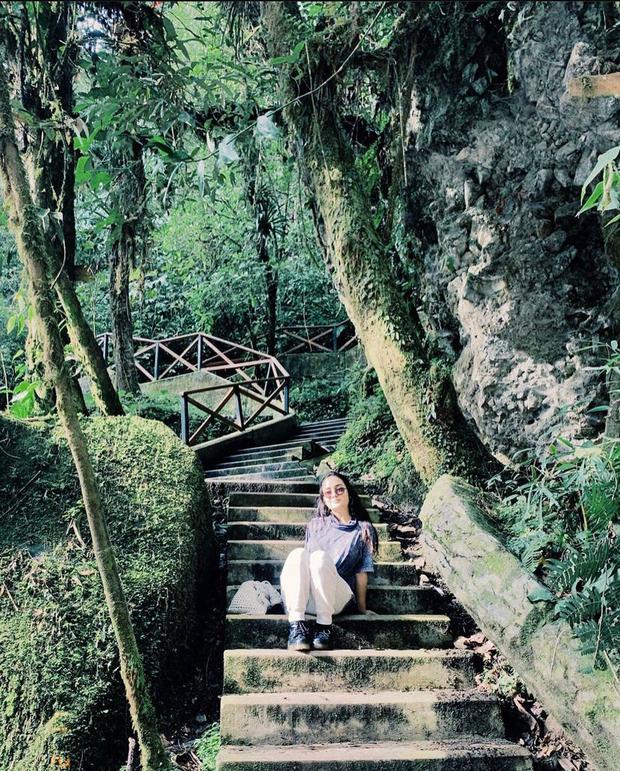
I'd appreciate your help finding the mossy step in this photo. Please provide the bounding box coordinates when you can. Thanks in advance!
[205,480,321,494]
[209,468,316,481]
[299,418,348,428]
[227,539,403,561]
[208,456,301,471]
[227,506,381,523]
[225,614,451,650]
[291,430,345,440]
[223,648,475,694]
[206,462,306,478]
[228,439,318,456]
[229,490,374,507]
[226,521,390,541]
[227,559,417,586]
[226,584,441,615]
[216,739,533,770]
[219,689,502,746]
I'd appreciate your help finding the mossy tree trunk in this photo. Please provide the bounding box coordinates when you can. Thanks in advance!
[109,137,144,397]
[243,139,279,356]
[261,3,494,485]
[0,55,169,771]
[2,1,124,416]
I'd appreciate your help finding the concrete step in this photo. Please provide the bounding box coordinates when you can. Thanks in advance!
[225,614,451,650]
[227,539,403,561]
[208,455,301,470]
[291,430,344,440]
[206,480,323,494]
[223,648,475,694]
[227,506,381,523]
[228,492,373,508]
[206,461,306,478]
[208,470,315,483]
[299,418,348,427]
[226,521,390,541]
[227,559,416,586]
[216,739,533,770]
[227,439,319,456]
[220,689,502,746]
[226,584,439,615]
[218,447,304,464]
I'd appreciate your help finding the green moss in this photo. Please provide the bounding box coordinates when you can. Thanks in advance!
[0,414,214,771]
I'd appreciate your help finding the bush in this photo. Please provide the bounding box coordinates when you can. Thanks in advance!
[491,438,619,672]
[0,414,214,771]
[288,376,350,423]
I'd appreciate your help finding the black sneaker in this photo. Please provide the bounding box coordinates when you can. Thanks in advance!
[287,621,311,651]
[312,623,333,650]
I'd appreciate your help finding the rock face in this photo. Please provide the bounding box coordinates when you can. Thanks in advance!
[419,475,620,771]
[407,2,620,461]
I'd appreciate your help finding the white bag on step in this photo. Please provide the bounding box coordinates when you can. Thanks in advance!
[227,580,282,614]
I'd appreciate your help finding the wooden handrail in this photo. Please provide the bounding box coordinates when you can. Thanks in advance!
[97,331,291,445]
[180,375,290,446]
[278,321,357,354]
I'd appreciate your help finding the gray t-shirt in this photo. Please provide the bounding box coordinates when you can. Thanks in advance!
[304,515,374,591]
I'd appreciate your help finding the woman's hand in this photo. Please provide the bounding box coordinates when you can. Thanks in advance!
[362,608,377,615]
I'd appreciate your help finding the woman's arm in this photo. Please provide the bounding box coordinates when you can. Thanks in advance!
[355,571,368,613]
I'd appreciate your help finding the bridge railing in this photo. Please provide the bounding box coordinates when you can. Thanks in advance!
[180,375,290,446]
[97,332,290,444]
[279,321,357,354]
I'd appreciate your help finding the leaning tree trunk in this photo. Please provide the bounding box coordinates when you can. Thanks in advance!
[262,3,494,485]
[0,58,169,771]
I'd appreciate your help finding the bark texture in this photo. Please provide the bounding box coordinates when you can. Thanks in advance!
[0,52,168,771]
[109,137,145,396]
[262,2,496,485]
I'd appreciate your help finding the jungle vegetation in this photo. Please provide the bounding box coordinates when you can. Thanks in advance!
[0,2,618,769]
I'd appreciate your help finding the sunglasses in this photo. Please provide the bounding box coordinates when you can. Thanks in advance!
[322,485,347,498]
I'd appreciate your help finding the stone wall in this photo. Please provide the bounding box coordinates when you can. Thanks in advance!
[420,475,619,771]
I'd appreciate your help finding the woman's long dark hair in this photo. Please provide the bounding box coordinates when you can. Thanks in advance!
[314,471,379,554]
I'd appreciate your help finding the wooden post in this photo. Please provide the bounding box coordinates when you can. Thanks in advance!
[180,394,189,443]
[197,333,202,370]
[102,332,109,363]
[153,342,160,380]
[283,378,290,413]
[332,325,338,351]
[234,384,244,430]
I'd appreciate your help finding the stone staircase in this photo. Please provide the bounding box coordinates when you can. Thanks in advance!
[207,418,533,770]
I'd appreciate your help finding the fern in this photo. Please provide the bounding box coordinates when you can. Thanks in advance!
[546,537,613,594]
[497,436,620,669]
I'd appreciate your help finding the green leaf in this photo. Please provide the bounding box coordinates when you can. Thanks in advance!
[578,180,604,215]
[163,16,177,41]
[75,155,92,185]
[581,146,620,201]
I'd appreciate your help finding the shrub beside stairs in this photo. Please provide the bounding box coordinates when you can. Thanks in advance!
[203,418,533,770]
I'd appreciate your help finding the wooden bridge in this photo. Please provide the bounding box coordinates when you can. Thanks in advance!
[98,322,357,447]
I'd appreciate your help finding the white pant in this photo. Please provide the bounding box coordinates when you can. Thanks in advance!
[280,547,354,625]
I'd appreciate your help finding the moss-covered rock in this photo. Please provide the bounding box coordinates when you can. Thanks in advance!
[0,414,214,771]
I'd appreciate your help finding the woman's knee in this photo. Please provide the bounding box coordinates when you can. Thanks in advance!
[309,549,333,572]
[283,547,307,569]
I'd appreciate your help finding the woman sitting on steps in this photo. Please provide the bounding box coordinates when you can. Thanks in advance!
[279,470,378,651]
